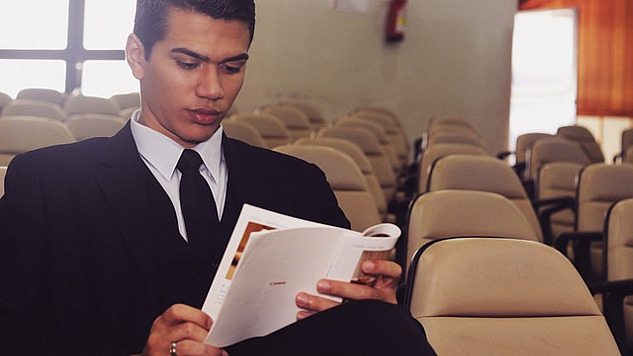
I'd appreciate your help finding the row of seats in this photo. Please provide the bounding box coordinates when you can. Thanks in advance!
[0,88,140,121]
[400,117,633,353]
[0,89,141,166]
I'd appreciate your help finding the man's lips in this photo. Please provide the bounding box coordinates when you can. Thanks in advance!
[187,108,223,124]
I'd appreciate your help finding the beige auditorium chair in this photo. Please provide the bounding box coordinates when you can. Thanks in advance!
[279,100,328,129]
[222,119,266,148]
[335,118,400,173]
[0,166,6,197]
[428,116,476,130]
[605,198,633,351]
[426,130,488,151]
[405,190,539,274]
[405,237,620,355]
[557,125,605,163]
[64,95,122,120]
[615,128,633,163]
[350,110,410,168]
[627,145,633,164]
[258,105,313,141]
[0,116,75,165]
[417,143,488,194]
[295,137,391,223]
[65,114,125,141]
[317,126,397,204]
[537,161,586,245]
[17,88,66,106]
[1,99,67,121]
[110,93,140,111]
[230,112,292,149]
[427,154,543,243]
[514,133,554,180]
[558,163,633,281]
[527,137,591,241]
[274,145,381,232]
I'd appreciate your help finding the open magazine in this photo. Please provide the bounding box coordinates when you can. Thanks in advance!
[201,204,400,347]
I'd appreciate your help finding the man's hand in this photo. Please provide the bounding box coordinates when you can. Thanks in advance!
[135,304,226,356]
[295,259,401,320]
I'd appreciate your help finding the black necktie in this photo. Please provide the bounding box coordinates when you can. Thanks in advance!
[177,149,219,245]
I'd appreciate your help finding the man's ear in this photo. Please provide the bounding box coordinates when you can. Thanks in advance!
[126,33,146,80]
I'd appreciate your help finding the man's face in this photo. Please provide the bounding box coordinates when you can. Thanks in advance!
[130,8,250,148]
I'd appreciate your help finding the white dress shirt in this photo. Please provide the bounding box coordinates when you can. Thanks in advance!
[129,110,228,242]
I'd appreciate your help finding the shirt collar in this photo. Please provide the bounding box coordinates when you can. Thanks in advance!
[130,110,225,183]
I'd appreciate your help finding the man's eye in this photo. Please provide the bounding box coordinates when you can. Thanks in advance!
[177,61,199,70]
[221,63,242,74]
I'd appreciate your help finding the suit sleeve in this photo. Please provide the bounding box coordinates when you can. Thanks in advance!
[0,155,132,355]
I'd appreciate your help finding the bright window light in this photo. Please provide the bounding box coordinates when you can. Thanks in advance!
[0,60,66,98]
[0,0,69,49]
[82,60,139,98]
[84,0,136,50]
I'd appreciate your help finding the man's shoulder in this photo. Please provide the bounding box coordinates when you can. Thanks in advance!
[226,137,320,171]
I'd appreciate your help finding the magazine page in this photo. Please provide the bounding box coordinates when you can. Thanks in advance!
[201,204,326,323]
[206,224,399,347]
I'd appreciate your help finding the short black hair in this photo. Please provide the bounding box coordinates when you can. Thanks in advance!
[133,0,255,60]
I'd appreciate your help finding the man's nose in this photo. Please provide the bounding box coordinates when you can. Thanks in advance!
[196,67,225,100]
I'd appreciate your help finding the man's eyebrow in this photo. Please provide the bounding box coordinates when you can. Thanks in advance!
[171,48,249,63]
[171,48,210,62]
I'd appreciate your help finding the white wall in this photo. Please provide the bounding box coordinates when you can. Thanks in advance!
[234,0,517,155]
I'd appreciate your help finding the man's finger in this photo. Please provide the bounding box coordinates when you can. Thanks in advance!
[161,304,213,330]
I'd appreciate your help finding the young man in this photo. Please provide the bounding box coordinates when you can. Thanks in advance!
[0,1,435,355]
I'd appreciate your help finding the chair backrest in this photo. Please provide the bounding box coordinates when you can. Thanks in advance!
[0,92,12,113]
[427,130,488,150]
[17,88,65,106]
[620,129,633,161]
[109,92,140,110]
[350,110,410,166]
[259,106,313,141]
[428,154,543,242]
[231,112,292,149]
[230,112,291,148]
[0,166,6,197]
[428,116,475,130]
[222,120,267,148]
[406,237,619,355]
[577,163,633,232]
[526,137,591,181]
[537,161,586,243]
[317,126,397,203]
[64,95,121,117]
[515,133,554,174]
[274,145,381,231]
[0,116,75,165]
[606,198,633,281]
[65,114,125,141]
[406,190,539,273]
[1,99,67,121]
[605,198,633,351]
[336,118,400,172]
[627,145,633,164]
[557,125,605,163]
[278,100,327,129]
[418,143,488,193]
[295,137,388,218]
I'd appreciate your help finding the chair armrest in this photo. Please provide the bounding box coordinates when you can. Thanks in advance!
[555,231,603,281]
[533,196,576,246]
[588,278,633,352]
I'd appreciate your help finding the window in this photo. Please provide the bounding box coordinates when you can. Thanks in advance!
[0,1,69,50]
[82,60,139,97]
[84,0,135,50]
[0,60,66,98]
[0,1,127,96]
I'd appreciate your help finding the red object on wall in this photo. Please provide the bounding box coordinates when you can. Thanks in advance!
[386,0,407,43]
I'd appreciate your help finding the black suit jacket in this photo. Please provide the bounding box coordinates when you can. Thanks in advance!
[0,123,349,355]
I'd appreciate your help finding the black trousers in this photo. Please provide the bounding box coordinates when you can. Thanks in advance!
[226,300,437,355]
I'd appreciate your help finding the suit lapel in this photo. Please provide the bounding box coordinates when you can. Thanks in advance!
[94,123,162,315]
